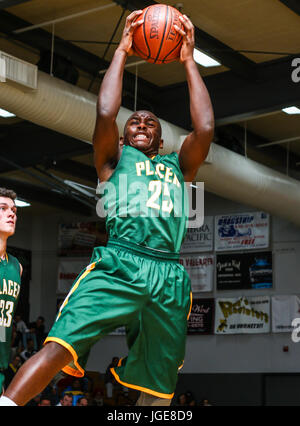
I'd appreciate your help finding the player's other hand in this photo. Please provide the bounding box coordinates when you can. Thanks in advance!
[174,15,195,64]
[118,10,144,56]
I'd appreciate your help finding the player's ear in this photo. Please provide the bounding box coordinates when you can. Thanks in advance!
[119,137,124,147]
[159,139,164,149]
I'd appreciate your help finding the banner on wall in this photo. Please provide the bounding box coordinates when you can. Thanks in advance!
[272,295,300,333]
[215,212,269,251]
[181,216,214,253]
[216,251,273,290]
[57,258,90,294]
[214,296,270,334]
[58,222,107,256]
[187,298,214,334]
[180,254,214,292]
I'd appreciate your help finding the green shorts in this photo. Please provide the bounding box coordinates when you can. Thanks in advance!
[45,238,192,399]
[0,372,5,393]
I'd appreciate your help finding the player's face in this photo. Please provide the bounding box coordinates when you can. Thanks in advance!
[123,111,163,155]
[0,197,17,237]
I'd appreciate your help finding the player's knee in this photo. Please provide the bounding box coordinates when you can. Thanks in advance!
[42,341,72,364]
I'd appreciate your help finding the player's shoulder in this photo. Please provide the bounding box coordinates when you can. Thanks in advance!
[6,252,22,275]
[160,150,180,167]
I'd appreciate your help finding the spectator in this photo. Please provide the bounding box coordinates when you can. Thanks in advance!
[4,355,22,389]
[56,393,73,406]
[105,357,119,398]
[91,388,104,406]
[29,316,46,350]
[14,314,29,349]
[185,390,197,406]
[62,378,85,406]
[176,393,188,406]
[38,395,52,406]
[26,393,42,406]
[20,338,37,362]
[76,396,88,406]
[201,398,212,406]
[42,379,60,406]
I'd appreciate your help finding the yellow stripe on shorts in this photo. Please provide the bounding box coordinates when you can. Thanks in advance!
[56,261,98,320]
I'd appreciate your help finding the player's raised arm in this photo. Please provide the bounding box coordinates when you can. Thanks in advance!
[93,10,143,180]
[174,15,214,182]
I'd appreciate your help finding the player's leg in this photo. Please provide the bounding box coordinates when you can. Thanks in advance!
[1,341,72,406]
[136,392,171,406]
[111,260,192,406]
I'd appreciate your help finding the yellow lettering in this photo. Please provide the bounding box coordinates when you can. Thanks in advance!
[172,173,180,187]
[155,164,165,179]
[2,279,7,295]
[13,282,19,298]
[219,301,232,318]
[145,160,154,176]
[136,162,145,176]
[165,167,173,183]
[8,280,13,296]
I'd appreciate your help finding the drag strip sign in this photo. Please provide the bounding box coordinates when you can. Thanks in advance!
[215,212,269,251]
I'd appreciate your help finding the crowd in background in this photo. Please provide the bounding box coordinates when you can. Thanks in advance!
[3,314,213,406]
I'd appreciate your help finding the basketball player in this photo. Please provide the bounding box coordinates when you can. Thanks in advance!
[0,188,23,394]
[0,10,214,406]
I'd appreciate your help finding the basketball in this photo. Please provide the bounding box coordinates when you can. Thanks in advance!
[132,4,184,65]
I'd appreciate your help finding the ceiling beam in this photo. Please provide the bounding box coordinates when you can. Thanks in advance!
[0,122,93,174]
[0,177,94,215]
[154,55,300,129]
[217,123,300,172]
[112,0,257,80]
[278,0,300,15]
[0,9,158,103]
[50,159,97,184]
[0,0,30,9]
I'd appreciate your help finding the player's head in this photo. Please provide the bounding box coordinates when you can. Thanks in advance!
[38,396,52,406]
[60,393,73,406]
[76,396,88,406]
[0,187,17,238]
[121,110,163,155]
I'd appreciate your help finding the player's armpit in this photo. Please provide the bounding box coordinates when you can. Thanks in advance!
[178,128,213,182]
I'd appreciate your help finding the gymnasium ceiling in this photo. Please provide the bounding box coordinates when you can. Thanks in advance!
[0,0,300,215]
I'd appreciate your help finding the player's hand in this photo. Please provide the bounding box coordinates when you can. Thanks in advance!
[174,15,195,64]
[118,10,144,56]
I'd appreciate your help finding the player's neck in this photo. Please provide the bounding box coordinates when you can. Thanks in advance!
[0,235,7,260]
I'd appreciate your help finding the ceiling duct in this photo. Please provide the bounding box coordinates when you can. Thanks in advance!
[1,63,300,226]
[0,50,37,90]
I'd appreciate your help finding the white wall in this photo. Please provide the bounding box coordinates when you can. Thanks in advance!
[9,191,300,374]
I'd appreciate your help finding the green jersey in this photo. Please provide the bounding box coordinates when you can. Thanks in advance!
[0,253,21,370]
[99,145,189,253]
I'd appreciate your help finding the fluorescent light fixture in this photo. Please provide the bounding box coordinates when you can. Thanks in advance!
[15,199,31,207]
[193,48,221,67]
[0,108,16,118]
[282,106,300,115]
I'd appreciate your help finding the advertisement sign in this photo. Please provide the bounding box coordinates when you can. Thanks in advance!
[181,216,214,253]
[216,251,272,290]
[58,222,107,256]
[214,296,270,334]
[215,212,269,251]
[272,295,300,333]
[57,258,89,294]
[187,298,214,334]
[180,254,214,292]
